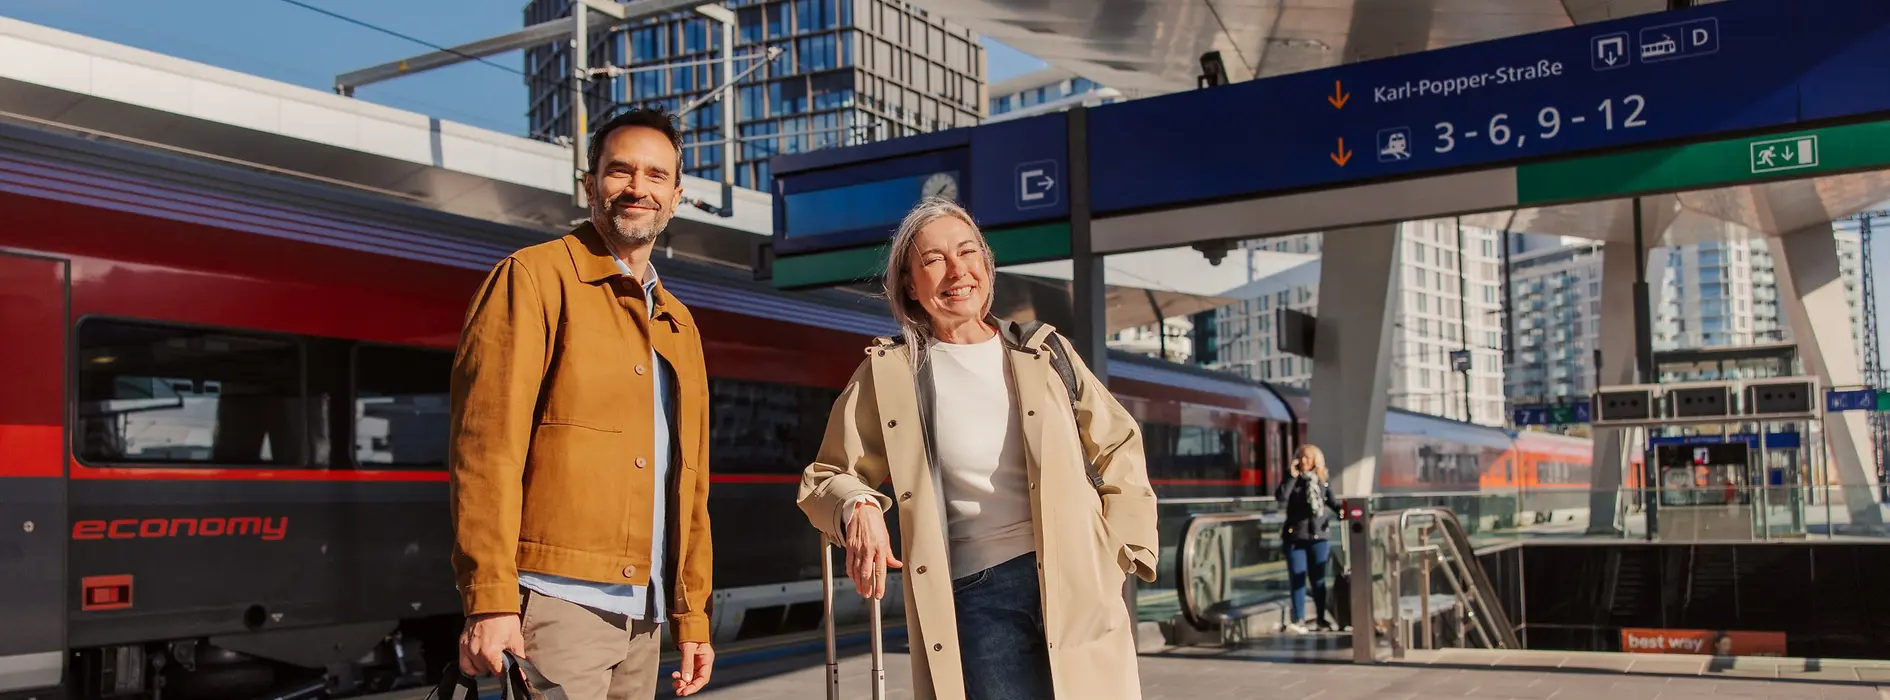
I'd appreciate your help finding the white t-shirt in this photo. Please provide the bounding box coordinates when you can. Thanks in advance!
[841,335,1039,580]
[927,334,1036,579]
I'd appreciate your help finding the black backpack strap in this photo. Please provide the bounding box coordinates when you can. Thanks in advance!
[1044,332,1105,493]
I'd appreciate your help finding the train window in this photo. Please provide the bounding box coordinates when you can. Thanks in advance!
[708,378,841,475]
[1140,419,1245,483]
[76,320,305,466]
[353,344,453,468]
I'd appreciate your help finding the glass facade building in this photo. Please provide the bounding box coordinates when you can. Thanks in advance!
[523,0,986,190]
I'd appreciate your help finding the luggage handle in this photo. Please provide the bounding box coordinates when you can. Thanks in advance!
[822,541,886,700]
[429,650,566,700]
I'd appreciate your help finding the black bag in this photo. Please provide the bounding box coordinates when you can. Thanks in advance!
[432,651,565,700]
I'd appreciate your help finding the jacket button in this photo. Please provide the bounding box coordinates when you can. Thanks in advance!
[900,492,912,501]
[635,457,648,469]
[887,420,897,428]
[635,365,647,375]
[915,566,926,574]
[622,566,636,578]
[933,644,942,651]
[1027,410,1036,416]
[878,350,886,357]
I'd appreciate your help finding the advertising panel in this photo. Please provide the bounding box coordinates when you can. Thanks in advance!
[1621,628,1785,656]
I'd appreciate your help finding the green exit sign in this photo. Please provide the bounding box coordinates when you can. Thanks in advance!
[1750,135,1820,174]
[1879,392,1890,412]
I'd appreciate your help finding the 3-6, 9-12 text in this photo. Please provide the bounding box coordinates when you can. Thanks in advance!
[1430,95,1648,153]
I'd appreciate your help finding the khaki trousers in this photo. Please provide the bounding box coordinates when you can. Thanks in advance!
[519,589,663,700]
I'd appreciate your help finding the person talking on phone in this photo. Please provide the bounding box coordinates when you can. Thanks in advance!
[1276,444,1343,634]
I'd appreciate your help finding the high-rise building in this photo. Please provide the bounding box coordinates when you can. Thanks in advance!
[1110,317,1194,364]
[1506,241,1603,405]
[986,67,1134,122]
[1212,221,1510,426]
[1504,224,1866,411]
[524,0,986,189]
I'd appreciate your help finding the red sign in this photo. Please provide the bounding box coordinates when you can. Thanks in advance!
[81,575,133,612]
[1620,628,1786,657]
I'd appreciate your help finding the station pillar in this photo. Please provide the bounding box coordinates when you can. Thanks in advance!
[1771,224,1885,532]
[1588,238,1645,534]
[1588,197,1674,535]
[1308,223,1400,497]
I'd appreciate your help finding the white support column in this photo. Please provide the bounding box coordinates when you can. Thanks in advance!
[1309,223,1401,498]
[1771,225,1885,532]
[1588,237,1646,534]
[1585,197,1676,535]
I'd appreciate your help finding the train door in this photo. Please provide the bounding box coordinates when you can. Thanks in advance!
[0,251,70,696]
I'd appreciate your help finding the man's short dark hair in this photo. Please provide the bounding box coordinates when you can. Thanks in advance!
[588,107,684,175]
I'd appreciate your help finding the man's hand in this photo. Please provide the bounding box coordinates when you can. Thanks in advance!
[845,502,902,600]
[458,612,525,677]
[671,641,714,696]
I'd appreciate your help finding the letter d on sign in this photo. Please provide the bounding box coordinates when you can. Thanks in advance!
[1693,28,1709,46]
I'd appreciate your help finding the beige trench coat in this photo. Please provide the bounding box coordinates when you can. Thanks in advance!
[796,319,1159,700]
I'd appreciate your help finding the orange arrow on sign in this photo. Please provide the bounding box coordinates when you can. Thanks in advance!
[1327,80,1350,109]
[1331,138,1353,166]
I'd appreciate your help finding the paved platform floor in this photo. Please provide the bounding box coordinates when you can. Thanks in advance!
[669,640,1890,700]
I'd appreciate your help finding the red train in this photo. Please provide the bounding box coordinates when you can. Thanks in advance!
[0,123,1600,700]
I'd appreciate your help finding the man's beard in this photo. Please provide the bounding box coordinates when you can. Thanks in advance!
[590,192,668,249]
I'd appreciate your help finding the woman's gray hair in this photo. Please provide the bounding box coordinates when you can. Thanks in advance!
[882,195,996,373]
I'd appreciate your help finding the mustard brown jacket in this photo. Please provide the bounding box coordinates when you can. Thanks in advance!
[447,222,713,644]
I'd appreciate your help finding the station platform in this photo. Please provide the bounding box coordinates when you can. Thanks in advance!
[667,638,1890,700]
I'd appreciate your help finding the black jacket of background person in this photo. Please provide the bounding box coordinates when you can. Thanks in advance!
[1275,472,1344,543]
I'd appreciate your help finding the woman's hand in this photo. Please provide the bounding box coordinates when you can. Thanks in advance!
[845,501,902,599]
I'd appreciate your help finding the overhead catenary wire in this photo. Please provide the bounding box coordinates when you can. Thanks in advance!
[274,0,578,98]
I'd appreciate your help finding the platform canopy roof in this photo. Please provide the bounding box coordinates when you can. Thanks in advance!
[0,15,773,266]
[907,0,1691,95]
[996,247,1320,332]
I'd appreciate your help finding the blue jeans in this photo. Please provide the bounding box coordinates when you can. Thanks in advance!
[952,553,1053,700]
[1285,539,1330,625]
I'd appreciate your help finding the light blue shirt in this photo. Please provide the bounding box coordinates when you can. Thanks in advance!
[519,260,672,622]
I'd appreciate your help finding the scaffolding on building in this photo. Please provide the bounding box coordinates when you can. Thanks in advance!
[1841,210,1888,495]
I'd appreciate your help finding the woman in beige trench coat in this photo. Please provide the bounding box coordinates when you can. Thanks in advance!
[796,196,1159,700]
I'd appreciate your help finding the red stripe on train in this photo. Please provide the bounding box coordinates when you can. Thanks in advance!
[68,462,450,482]
[0,424,63,477]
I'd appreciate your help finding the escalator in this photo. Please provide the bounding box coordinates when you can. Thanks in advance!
[1171,505,1519,658]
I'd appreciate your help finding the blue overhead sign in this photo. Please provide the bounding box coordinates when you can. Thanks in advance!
[771,112,1067,256]
[1512,401,1592,427]
[1826,388,1876,413]
[1798,0,1890,122]
[1089,0,1837,215]
[766,0,1890,271]
[1649,433,1803,449]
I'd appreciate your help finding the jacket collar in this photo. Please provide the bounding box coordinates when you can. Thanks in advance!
[562,221,681,321]
[871,315,1057,352]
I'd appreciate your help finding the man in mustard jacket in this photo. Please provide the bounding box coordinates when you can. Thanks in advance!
[448,108,715,698]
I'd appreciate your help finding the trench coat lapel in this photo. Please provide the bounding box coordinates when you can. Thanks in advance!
[864,342,965,700]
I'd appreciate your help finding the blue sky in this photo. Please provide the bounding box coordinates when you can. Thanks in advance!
[0,0,1045,136]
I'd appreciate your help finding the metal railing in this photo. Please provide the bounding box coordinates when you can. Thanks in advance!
[1355,507,1519,659]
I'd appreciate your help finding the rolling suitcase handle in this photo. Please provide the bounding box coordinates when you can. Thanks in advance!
[822,541,886,700]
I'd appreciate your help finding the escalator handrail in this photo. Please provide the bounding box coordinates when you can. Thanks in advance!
[1176,511,1274,630]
